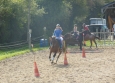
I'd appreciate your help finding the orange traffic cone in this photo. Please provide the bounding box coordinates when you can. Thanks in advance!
[82,48,86,58]
[64,53,68,65]
[34,62,40,77]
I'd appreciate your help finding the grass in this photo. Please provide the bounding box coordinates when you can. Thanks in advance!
[0,44,48,61]
[0,40,114,61]
[85,40,115,47]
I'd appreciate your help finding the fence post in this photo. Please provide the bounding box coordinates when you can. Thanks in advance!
[96,28,98,37]
[29,29,32,51]
[103,29,106,48]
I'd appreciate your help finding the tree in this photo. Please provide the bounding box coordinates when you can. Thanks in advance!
[0,0,45,43]
[66,0,89,31]
[36,0,72,36]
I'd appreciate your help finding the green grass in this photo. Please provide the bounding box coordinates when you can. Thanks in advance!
[0,44,48,61]
[1,40,114,61]
[85,40,115,47]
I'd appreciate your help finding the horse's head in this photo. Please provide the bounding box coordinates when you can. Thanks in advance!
[63,33,72,40]
[52,36,56,43]
[49,36,56,45]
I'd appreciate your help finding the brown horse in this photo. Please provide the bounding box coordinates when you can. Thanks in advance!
[49,37,63,64]
[63,32,79,49]
[63,31,100,50]
[84,33,100,48]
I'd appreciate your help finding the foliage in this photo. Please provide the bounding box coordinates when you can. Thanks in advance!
[0,0,113,44]
[0,0,45,43]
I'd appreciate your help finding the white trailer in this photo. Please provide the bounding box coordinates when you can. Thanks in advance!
[90,18,106,25]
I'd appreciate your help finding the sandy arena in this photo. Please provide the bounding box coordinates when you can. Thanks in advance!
[0,48,115,83]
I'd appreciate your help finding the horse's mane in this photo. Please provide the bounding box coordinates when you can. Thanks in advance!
[63,32,72,40]
[50,37,60,49]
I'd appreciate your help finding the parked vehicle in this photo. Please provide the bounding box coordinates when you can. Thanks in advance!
[88,18,109,39]
[90,18,106,25]
[88,24,108,32]
[88,24,109,39]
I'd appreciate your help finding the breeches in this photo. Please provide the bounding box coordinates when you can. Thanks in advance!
[56,37,63,48]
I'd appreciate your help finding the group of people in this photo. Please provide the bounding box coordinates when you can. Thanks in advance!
[52,23,91,50]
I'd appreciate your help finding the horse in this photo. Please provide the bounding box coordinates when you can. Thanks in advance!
[63,32,79,49]
[79,31,100,50]
[63,31,100,50]
[49,37,64,64]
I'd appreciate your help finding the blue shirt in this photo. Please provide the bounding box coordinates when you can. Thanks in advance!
[53,29,62,38]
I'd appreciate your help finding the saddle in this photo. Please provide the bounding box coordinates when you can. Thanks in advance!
[71,34,79,41]
[51,36,63,49]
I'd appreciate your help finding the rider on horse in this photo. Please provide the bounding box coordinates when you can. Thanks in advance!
[82,23,91,36]
[73,24,79,39]
[53,24,63,50]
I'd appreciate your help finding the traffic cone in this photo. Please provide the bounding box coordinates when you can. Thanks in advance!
[64,52,68,65]
[82,48,86,58]
[34,62,40,77]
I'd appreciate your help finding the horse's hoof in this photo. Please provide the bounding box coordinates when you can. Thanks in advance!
[51,62,54,64]
[54,62,57,64]
[51,62,56,65]
[49,58,51,61]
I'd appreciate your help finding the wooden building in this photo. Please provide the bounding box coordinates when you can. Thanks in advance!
[101,1,115,31]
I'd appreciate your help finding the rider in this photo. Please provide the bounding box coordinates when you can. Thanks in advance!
[73,24,79,39]
[82,23,91,36]
[53,24,63,50]
[82,23,91,46]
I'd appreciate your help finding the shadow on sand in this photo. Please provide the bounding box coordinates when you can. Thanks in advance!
[53,63,70,68]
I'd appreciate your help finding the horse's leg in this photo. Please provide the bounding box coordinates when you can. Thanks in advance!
[90,40,92,49]
[84,41,86,46]
[56,51,62,64]
[49,50,52,61]
[79,41,82,50]
[51,52,57,64]
[93,40,97,49]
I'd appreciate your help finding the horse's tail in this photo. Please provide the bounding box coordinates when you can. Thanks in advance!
[95,36,100,40]
[92,33,100,40]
